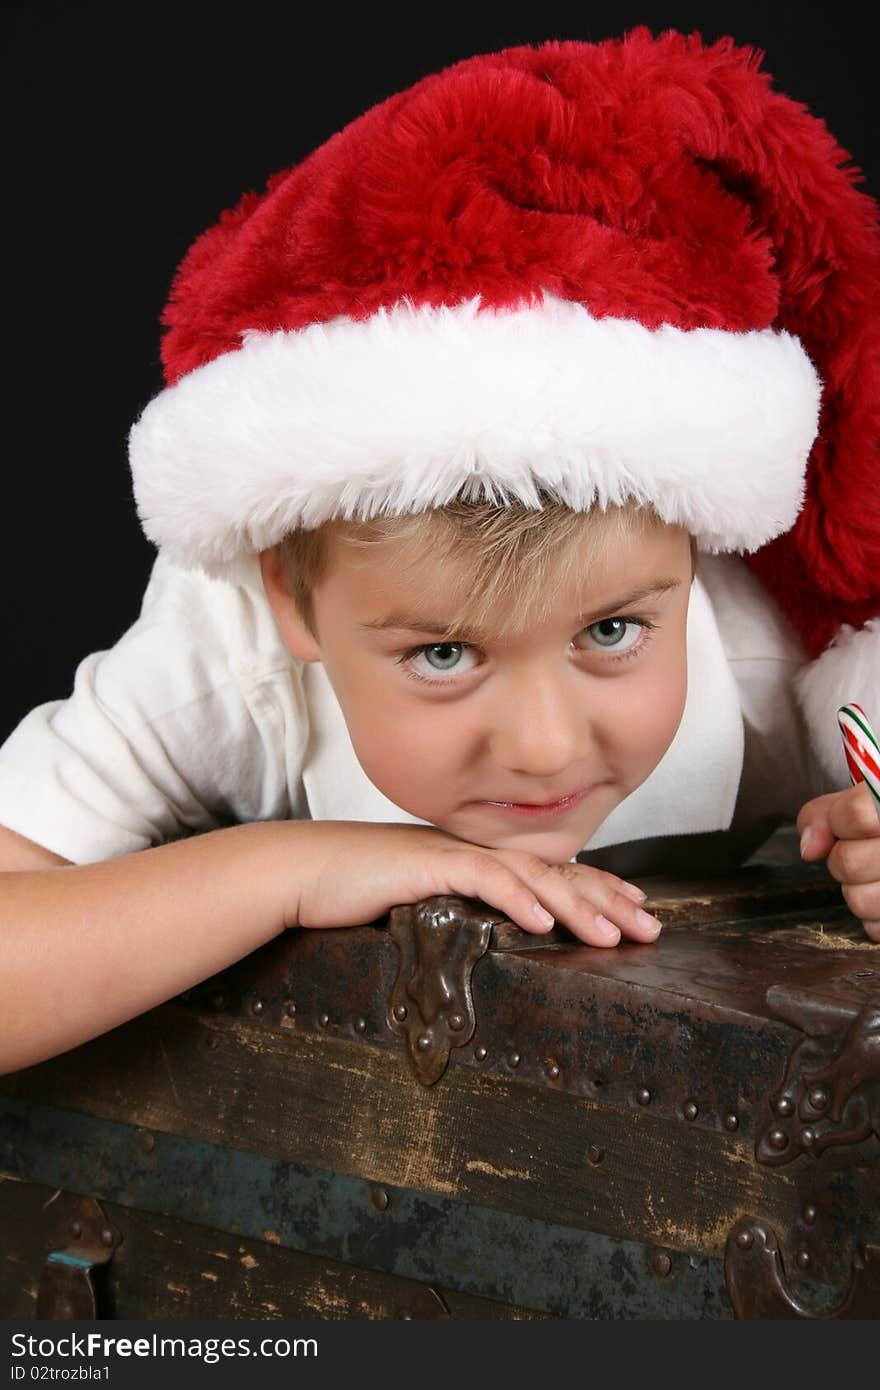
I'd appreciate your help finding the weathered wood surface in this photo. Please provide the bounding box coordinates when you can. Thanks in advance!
[1,839,877,1315]
[0,1174,542,1319]
[3,1104,741,1318]
[0,1002,803,1256]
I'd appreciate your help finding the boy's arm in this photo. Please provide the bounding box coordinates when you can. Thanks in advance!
[0,818,663,1077]
[0,821,292,1076]
[0,825,73,870]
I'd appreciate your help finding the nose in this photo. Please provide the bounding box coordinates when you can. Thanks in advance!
[488,669,585,777]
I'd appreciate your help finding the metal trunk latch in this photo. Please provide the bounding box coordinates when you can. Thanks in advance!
[726,971,880,1319]
[387,896,493,1084]
[756,974,880,1167]
[37,1195,121,1318]
[725,1222,880,1319]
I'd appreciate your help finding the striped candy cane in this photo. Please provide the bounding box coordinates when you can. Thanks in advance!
[837,703,880,818]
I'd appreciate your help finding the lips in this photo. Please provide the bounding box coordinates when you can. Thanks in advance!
[481,787,593,817]
[487,788,584,808]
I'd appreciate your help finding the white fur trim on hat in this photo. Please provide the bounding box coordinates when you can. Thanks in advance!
[794,620,880,789]
[129,293,822,576]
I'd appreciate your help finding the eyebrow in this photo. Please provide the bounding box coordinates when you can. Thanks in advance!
[356,578,683,644]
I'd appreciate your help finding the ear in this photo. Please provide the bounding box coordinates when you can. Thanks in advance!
[258,549,322,662]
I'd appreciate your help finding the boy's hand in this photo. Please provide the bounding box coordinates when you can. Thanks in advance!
[797,782,880,940]
[283,821,661,947]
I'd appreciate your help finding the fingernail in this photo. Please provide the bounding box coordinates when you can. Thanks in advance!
[620,880,648,903]
[533,903,555,928]
[636,909,662,935]
[800,826,813,858]
[595,914,621,941]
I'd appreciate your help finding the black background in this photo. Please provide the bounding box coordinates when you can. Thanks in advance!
[3,0,878,742]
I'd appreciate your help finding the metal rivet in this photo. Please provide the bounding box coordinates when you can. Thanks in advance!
[135,1129,155,1153]
[587,1145,604,1165]
[767,1128,789,1151]
[210,991,227,1011]
[508,1052,521,1068]
[736,1230,754,1250]
[416,1034,431,1051]
[283,999,296,1016]
[69,1221,82,1238]
[371,1187,389,1211]
[546,1062,560,1080]
[474,1045,488,1061]
[250,999,264,1016]
[354,1017,366,1033]
[723,1113,739,1132]
[775,1095,794,1116]
[393,1004,407,1021]
[100,1228,114,1247]
[683,1101,698,1121]
[318,1012,329,1027]
[796,1250,812,1270]
[448,1013,465,1031]
[802,1203,818,1226]
[636,1087,651,1106]
[651,1252,672,1278]
[807,1086,828,1112]
[801,1127,817,1147]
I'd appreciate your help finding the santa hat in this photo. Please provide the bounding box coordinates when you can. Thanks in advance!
[129,27,880,787]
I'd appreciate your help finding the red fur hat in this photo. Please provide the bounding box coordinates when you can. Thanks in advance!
[129,27,880,784]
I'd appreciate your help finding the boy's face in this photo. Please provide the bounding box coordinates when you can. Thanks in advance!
[260,519,694,864]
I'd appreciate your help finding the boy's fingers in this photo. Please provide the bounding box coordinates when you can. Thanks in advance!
[826,835,880,885]
[826,781,880,842]
[610,876,648,904]
[797,783,880,859]
[563,868,660,943]
[538,867,662,946]
[602,890,663,943]
[840,881,880,926]
[574,913,621,947]
[489,852,661,948]
[445,851,560,937]
[556,895,661,948]
[796,788,880,942]
[796,790,839,837]
[797,791,840,859]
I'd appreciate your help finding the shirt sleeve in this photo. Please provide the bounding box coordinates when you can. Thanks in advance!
[0,553,310,864]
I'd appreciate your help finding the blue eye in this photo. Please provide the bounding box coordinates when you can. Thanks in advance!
[422,642,464,671]
[586,618,635,648]
[399,617,655,688]
[397,640,479,686]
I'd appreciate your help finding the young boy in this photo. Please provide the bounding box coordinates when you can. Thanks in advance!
[1,28,879,1077]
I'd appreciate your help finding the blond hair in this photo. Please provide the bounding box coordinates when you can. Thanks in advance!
[273,493,691,643]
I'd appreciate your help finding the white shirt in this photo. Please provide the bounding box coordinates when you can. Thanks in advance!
[0,551,832,866]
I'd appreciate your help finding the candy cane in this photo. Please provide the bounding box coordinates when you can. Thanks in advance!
[837,703,880,816]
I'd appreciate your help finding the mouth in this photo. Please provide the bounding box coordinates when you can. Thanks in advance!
[480,786,595,818]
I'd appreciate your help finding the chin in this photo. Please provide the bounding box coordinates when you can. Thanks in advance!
[507,830,589,862]
[455,822,589,862]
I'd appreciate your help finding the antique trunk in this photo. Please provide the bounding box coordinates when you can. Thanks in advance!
[1,828,879,1321]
